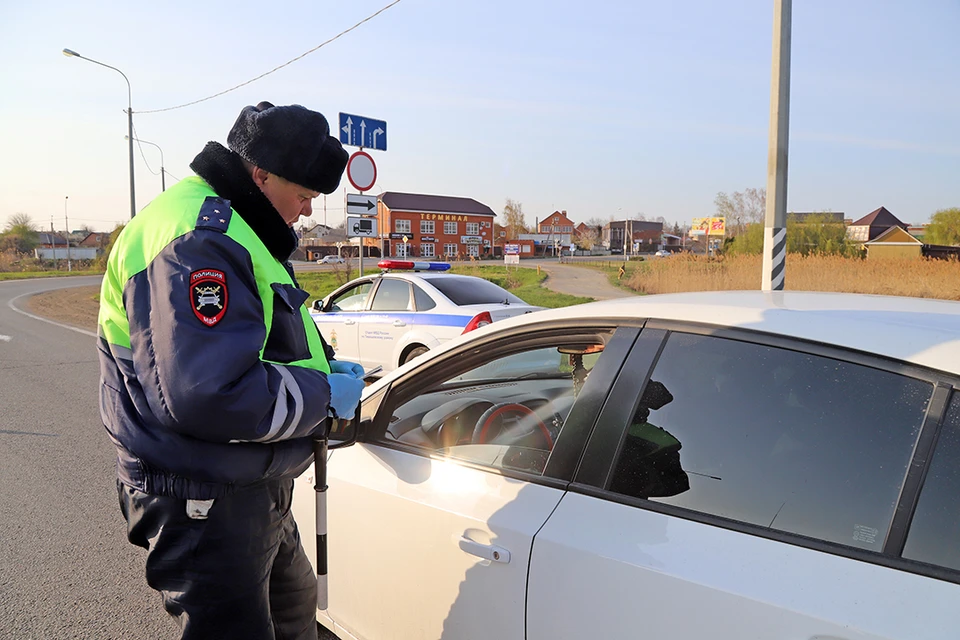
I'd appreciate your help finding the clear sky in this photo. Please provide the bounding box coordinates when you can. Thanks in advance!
[1,0,957,233]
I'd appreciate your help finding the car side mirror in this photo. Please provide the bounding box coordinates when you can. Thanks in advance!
[312,299,325,312]
[328,416,359,448]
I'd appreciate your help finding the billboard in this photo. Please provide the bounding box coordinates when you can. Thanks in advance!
[690,217,726,236]
[690,218,711,236]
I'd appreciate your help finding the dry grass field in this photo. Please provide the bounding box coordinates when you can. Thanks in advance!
[622,254,960,300]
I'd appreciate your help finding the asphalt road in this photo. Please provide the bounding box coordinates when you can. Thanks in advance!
[0,276,176,639]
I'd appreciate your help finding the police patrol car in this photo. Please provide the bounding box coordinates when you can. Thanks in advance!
[310,260,543,376]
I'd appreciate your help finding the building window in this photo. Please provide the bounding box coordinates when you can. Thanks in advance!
[467,244,480,257]
[421,220,435,234]
[466,222,479,235]
[420,243,435,258]
[444,221,457,235]
[553,217,559,223]
[395,219,411,234]
[564,226,572,233]
[443,243,458,257]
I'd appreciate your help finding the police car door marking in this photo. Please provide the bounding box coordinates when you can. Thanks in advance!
[190,269,229,327]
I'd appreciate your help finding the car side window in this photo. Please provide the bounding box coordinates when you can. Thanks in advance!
[412,284,436,311]
[381,335,612,476]
[902,391,960,570]
[605,332,932,552]
[328,282,373,312]
[370,279,412,312]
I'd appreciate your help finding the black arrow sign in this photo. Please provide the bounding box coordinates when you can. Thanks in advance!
[346,195,376,211]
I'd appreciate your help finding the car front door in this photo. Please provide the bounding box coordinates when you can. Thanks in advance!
[313,280,373,367]
[317,325,637,640]
[527,326,960,639]
[359,277,413,371]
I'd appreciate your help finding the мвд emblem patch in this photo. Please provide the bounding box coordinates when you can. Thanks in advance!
[190,269,228,326]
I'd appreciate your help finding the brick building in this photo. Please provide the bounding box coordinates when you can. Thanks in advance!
[376,192,497,259]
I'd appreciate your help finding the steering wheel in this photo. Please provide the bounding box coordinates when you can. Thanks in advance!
[470,403,554,449]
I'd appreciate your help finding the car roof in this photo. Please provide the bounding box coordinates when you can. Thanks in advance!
[431,291,960,376]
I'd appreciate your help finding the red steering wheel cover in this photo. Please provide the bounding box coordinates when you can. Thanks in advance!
[478,403,553,448]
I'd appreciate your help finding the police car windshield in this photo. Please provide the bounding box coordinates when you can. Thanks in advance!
[421,275,525,306]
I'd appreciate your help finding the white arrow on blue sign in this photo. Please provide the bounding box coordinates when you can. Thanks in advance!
[339,112,387,151]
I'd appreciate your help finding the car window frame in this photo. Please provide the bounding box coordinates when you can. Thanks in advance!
[361,320,641,486]
[369,276,414,312]
[326,278,377,312]
[569,319,960,585]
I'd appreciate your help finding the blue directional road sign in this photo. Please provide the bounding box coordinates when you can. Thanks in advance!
[339,112,387,151]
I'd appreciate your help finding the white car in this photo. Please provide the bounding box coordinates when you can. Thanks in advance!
[310,260,544,375]
[318,255,346,264]
[295,291,960,640]
[654,249,672,257]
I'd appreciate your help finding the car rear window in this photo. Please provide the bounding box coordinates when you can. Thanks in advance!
[421,275,525,306]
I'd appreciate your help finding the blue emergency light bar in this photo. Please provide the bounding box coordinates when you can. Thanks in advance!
[377,260,451,272]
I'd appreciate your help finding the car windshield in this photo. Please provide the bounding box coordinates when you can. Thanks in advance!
[422,275,525,306]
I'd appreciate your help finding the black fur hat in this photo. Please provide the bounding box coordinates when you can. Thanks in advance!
[227,101,348,194]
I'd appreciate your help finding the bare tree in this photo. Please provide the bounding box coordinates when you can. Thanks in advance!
[4,213,36,233]
[502,199,528,239]
[715,187,766,236]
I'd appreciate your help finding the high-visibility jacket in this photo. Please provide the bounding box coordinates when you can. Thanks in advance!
[98,175,331,500]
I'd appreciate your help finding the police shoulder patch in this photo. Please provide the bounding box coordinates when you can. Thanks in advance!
[190,269,228,327]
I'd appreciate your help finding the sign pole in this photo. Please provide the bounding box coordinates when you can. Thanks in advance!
[762,0,791,291]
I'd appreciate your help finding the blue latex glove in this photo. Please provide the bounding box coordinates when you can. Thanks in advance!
[329,359,365,379]
[326,373,365,419]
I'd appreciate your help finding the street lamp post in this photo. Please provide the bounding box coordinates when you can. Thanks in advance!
[126,135,165,191]
[62,48,136,219]
[64,196,71,272]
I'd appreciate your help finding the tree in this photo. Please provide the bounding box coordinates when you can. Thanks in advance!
[785,213,855,256]
[715,187,766,236]
[502,199,528,239]
[724,223,764,255]
[1,212,39,254]
[725,213,854,257]
[925,208,960,246]
[97,223,126,268]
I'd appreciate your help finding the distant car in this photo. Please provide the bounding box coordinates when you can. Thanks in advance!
[296,291,960,640]
[654,249,671,257]
[318,255,346,264]
[310,259,543,376]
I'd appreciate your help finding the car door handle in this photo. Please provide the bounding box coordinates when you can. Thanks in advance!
[458,536,510,564]
[392,320,406,327]
[343,318,356,325]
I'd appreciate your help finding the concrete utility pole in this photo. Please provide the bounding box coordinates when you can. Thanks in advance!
[64,196,72,272]
[762,0,792,291]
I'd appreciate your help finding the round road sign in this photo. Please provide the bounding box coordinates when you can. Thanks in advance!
[346,151,377,192]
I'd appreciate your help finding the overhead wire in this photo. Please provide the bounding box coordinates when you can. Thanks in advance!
[138,0,403,114]
[131,122,160,175]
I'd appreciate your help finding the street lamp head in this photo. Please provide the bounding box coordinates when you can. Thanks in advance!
[62,48,80,58]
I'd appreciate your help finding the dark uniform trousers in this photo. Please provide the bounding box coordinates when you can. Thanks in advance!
[119,479,317,640]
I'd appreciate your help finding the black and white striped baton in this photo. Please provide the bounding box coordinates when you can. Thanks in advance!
[314,401,363,610]
[313,426,331,610]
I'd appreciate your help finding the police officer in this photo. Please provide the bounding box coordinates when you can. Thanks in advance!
[98,102,366,639]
